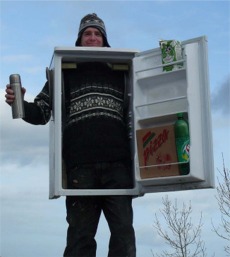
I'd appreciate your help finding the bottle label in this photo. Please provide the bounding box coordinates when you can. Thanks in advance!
[175,137,190,163]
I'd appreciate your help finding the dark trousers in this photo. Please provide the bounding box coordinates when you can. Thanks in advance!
[63,161,136,257]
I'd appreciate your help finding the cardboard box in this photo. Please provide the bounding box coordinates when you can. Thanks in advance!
[136,124,180,179]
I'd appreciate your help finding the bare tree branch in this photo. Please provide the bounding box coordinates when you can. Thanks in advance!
[212,154,230,255]
[152,195,208,257]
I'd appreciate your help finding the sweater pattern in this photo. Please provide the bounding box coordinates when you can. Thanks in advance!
[67,83,124,126]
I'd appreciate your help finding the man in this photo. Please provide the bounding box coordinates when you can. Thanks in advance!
[5,13,136,257]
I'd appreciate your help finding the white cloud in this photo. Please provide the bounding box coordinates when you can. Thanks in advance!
[0,98,49,168]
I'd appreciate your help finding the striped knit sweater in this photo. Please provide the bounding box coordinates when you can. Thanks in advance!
[23,62,131,168]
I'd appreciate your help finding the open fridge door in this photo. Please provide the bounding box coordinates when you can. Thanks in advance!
[133,36,214,194]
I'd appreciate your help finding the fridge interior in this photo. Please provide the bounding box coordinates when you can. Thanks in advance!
[57,48,138,192]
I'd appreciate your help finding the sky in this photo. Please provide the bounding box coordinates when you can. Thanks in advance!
[0,0,230,257]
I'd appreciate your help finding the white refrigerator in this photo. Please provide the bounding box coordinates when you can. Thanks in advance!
[47,35,214,199]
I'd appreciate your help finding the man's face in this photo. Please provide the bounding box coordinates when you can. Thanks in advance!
[80,27,103,47]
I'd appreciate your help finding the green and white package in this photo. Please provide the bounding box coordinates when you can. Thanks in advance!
[160,40,183,71]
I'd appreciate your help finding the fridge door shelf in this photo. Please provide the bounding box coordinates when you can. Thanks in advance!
[136,173,204,187]
[134,69,187,115]
[135,112,189,129]
[135,96,188,122]
[135,61,186,81]
[135,161,204,184]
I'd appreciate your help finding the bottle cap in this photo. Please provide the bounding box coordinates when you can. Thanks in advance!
[177,113,183,118]
[9,74,21,84]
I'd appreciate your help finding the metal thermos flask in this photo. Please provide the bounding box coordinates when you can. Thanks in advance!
[9,74,25,119]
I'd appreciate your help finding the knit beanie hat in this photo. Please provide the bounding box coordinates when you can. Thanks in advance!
[75,13,110,47]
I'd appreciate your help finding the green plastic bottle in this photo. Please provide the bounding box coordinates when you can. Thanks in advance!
[174,113,190,175]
